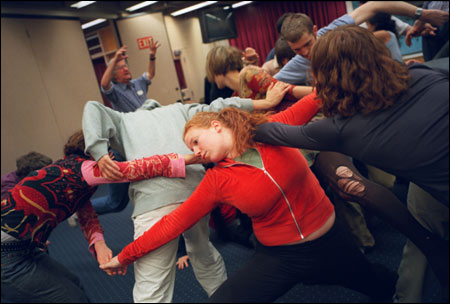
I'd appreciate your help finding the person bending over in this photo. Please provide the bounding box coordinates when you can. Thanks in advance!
[1,130,200,303]
[100,104,398,303]
[255,25,449,298]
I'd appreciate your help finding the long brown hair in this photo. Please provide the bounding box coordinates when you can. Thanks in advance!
[310,25,410,117]
[183,108,269,156]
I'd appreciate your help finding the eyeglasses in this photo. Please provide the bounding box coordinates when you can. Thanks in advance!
[116,64,129,71]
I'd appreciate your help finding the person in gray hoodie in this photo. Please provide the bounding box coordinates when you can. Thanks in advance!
[82,82,290,303]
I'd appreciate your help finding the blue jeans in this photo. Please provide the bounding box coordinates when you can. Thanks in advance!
[91,182,129,215]
[1,243,89,303]
[91,150,129,215]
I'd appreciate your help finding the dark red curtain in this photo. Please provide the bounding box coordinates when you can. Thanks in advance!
[229,1,347,61]
[174,59,187,90]
[92,57,113,108]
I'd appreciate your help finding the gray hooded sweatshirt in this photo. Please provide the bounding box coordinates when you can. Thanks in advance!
[82,97,253,217]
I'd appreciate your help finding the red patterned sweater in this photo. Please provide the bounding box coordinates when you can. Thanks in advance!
[238,67,298,112]
[1,153,184,255]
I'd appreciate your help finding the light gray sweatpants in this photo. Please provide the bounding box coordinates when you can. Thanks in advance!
[132,203,227,303]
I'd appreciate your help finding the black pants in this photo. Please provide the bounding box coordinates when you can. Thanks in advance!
[311,152,449,288]
[208,220,396,303]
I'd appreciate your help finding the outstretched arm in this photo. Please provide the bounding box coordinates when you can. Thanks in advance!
[270,92,321,125]
[101,46,128,90]
[240,66,312,102]
[254,119,338,152]
[83,153,203,185]
[252,81,291,110]
[291,85,314,99]
[100,172,221,274]
[146,38,161,80]
[254,93,338,151]
[350,1,448,27]
[76,199,115,274]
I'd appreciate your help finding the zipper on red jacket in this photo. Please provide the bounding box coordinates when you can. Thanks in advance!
[261,167,305,240]
[224,151,305,240]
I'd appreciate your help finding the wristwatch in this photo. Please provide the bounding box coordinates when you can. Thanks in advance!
[413,7,423,20]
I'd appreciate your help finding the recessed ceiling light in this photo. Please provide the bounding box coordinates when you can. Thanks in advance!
[81,18,107,29]
[70,1,96,9]
[232,1,253,9]
[125,1,158,12]
[171,1,218,17]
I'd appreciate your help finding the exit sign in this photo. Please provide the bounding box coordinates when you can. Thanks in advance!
[137,36,153,50]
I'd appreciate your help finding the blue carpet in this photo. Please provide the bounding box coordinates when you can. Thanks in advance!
[4,201,441,303]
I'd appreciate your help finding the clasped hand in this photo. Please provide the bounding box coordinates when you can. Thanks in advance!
[99,256,128,276]
[98,154,123,181]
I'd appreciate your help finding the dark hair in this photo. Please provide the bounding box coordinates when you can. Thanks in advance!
[16,152,53,179]
[63,130,86,157]
[310,25,410,117]
[281,13,314,43]
[274,37,295,67]
[367,12,396,34]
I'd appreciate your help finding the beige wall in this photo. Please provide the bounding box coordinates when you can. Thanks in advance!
[1,17,102,175]
[117,13,182,105]
[1,13,230,175]
[164,15,230,103]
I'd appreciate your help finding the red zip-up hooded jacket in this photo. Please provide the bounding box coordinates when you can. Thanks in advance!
[118,93,334,265]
